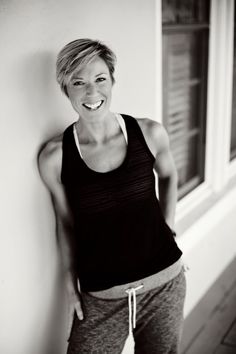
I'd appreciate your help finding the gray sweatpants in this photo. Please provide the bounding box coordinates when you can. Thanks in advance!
[67,268,186,354]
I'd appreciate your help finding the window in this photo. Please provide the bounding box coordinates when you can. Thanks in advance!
[231,3,236,161]
[162,0,210,199]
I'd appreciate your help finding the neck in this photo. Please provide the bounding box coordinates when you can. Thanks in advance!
[76,112,118,144]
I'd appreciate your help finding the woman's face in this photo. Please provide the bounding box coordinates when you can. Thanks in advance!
[66,56,113,122]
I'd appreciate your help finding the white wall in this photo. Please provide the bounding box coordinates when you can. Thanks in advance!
[2,1,236,354]
[177,186,236,316]
[0,1,156,353]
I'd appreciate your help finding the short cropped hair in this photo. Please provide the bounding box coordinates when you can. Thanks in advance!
[56,38,116,96]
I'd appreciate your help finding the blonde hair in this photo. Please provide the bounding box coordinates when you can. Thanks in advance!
[56,38,116,96]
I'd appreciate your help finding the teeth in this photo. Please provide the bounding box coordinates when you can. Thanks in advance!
[83,100,103,110]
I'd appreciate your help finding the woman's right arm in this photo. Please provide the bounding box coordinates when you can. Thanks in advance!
[38,140,83,320]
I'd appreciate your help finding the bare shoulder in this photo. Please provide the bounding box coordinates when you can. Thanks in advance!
[136,117,170,157]
[38,134,63,188]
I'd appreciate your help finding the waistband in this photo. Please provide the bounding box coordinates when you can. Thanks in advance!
[87,258,183,300]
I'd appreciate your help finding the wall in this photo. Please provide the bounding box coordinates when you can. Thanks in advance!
[0,1,156,353]
[177,185,236,316]
[2,1,236,354]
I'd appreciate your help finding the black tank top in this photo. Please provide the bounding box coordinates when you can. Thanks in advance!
[61,114,182,291]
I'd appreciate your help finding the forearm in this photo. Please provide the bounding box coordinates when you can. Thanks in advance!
[56,219,83,319]
[56,219,78,291]
[158,171,178,230]
[56,218,83,320]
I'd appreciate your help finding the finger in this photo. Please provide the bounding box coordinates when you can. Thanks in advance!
[75,300,84,320]
[67,309,75,339]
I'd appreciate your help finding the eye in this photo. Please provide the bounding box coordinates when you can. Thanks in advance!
[72,80,84,86]
[96,77,106,83]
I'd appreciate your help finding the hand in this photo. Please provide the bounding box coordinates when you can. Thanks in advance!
[69,286,84,319]
[66,277,84,340]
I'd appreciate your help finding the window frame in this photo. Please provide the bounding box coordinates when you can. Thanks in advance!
[155,0,236,224]
[162,22,209,199]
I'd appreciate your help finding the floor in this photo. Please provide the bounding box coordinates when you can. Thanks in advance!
[180,257,236,354]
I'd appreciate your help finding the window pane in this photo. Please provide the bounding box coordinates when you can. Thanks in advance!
[162,0,209,25]
[172,135,201,198]
[162,0,177,24]
[162,1,209,199]
[163,33,201,132]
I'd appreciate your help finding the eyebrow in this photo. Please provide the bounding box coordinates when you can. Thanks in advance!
[95,72,108,77]
[72,72,108,80]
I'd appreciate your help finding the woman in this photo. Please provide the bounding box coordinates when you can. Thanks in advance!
[39,38,186,354]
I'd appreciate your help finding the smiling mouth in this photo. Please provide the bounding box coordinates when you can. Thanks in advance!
[82,100,104,111]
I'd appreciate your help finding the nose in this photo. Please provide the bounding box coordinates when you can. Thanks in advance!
[86,83,97,96]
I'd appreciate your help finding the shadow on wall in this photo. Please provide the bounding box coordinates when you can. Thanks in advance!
[19,50,71,140]
[17,51,70,354]
[42,270,68,354]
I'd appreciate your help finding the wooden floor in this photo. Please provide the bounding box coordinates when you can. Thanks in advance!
[180,257,236,354]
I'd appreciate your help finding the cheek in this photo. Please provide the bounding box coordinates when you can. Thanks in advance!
[68,90,83,104]
[104,85,112,98]
[68,95,83,112]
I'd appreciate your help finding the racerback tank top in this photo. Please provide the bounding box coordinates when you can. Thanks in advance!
[61,114,182,291]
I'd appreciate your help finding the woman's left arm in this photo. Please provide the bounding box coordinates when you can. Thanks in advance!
[154,125,178,230]
[138,119,178,231]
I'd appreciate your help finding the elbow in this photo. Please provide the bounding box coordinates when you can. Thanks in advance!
[159,169,178,187]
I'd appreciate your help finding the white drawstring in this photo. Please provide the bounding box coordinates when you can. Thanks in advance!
[125,284,144,334]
